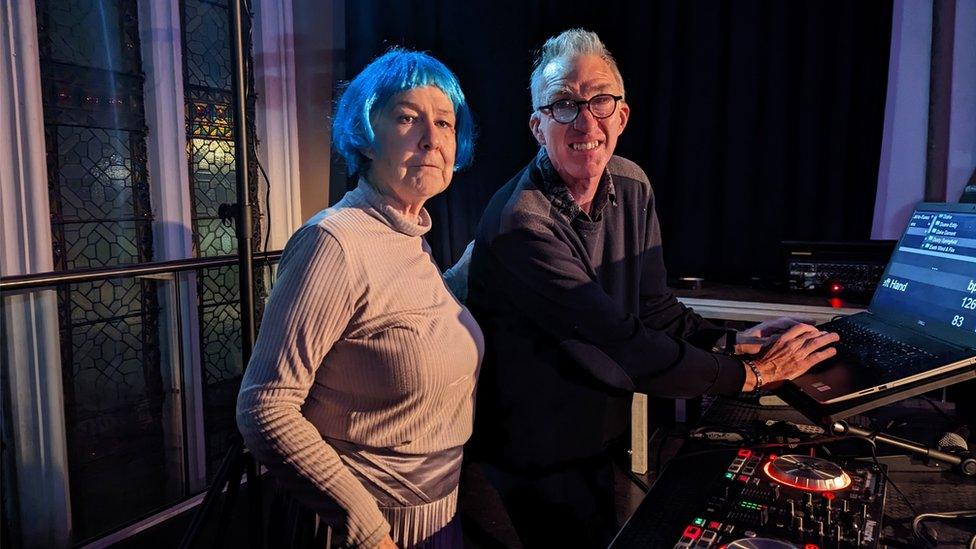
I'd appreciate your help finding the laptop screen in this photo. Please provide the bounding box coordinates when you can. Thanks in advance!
[870,206,976,349]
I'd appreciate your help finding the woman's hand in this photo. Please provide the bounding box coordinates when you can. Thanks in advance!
[734,316,813,355]
[741,323,839,391]
[375,534,399,549]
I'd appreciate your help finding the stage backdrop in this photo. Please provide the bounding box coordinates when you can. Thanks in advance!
[341,0,893,283]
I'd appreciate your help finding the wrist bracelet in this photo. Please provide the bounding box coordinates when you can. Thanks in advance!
[743,359,764,391]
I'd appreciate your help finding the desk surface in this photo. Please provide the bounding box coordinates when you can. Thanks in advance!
[673,282,868,308]
[674,283,867,323]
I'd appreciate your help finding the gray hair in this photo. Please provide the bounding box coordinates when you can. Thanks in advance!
[529,29,625,109]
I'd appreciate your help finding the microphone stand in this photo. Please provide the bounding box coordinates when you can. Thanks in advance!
[831,420,976,477]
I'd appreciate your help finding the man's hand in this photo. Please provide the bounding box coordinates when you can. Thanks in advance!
[741,323,839,391]
[375,534,399,549]
[734,317,813,355]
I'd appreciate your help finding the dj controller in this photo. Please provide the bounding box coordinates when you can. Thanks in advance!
[610,446,887,549]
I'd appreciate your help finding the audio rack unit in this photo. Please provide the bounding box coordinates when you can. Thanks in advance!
[782,241,895,298]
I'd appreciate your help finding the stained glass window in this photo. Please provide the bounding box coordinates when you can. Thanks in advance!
[180,0,264,478]
[35,0,171,541]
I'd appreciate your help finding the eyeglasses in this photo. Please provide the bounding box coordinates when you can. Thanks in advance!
[537,94,624,124]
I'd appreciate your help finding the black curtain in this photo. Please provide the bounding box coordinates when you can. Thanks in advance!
[343,0,893,283]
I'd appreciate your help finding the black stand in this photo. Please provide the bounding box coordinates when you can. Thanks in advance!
[178,438,262,549]
[778,366,976,424]
[831,420,976,477]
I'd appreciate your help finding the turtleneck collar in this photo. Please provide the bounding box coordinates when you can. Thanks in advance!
[353,177,432,237]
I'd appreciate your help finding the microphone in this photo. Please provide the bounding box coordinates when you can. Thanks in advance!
[937,425,970,454]
[832,421,976,476]
[937,425,976,476]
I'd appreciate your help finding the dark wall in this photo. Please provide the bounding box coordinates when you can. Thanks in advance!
[343,0,893,283]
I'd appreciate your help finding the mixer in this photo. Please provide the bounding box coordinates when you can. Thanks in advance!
[611,447,887,549]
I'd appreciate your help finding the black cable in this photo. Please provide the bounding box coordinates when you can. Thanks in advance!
[847,433,919,516]
[911,509,976,548]
[920,394,958,423]
[256,158,274,281]
[666,434,856,461]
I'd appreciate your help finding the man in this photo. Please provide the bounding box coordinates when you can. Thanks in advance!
[467,29,838,547]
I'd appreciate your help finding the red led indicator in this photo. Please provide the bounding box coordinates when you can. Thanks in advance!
[768,454,777,461]
[708,521,721,530]
[831,283,842,293]
[805,545,821,549]
[738,474,749,482]
[737,449,753,458]
[681,525,702,539]
[824,492,835,500]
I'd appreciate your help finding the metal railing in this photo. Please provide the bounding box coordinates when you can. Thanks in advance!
[1,250,282,547]
[0,251,282,292]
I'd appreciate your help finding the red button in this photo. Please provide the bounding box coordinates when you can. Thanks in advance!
[682,525,702,539]
[708,521,721,530]
[737,449,753,458]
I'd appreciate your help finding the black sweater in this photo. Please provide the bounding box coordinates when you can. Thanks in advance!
[468,149,746,472]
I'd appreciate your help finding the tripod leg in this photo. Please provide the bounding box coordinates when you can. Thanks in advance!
[211,452,246,547]
[246,454,262,548]
[179,439,245,549]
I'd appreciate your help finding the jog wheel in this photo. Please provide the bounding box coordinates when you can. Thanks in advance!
[763,454,852,491]
[727,538,798,549]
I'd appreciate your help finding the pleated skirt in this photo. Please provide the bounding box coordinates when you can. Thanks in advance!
[271,486,462,548]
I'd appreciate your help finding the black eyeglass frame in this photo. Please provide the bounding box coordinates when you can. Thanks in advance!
[536,94,624,124]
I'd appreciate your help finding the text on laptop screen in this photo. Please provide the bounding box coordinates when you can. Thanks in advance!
[870,209,976,348]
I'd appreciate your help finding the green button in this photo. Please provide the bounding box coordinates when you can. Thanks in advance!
[725,472,734,479]
[693,517,705,526]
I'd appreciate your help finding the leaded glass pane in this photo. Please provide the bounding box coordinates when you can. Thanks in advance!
[190,138,237,217]
[66,279,143,323]
[188,88,234,138]
[56,126,134,221]
[61,221,141,268]
[62,288,170,538]
[43,0,137,74]
[195,217,238,257]
[202,374,241,478]
[41,64,145,129]
[182,0,233,90]
[68,309,159,411]
[199,265,240,306]
[200,301,243,385]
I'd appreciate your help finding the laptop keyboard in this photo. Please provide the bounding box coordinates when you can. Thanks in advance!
[825,320,936,374]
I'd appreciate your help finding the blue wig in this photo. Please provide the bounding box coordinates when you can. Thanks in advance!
[332,48,476,177]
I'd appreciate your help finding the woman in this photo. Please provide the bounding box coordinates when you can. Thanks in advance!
[237,49,482,549]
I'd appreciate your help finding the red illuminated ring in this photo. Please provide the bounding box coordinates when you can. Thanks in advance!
[762,459,852,492]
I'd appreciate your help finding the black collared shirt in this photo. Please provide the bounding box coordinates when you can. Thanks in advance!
[536,149,617,222]
[468,150,745,472]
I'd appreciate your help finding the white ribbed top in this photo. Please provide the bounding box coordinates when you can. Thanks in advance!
[237,181,483,548]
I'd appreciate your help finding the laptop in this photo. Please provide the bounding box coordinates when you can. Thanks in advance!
[790,202,976,404]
